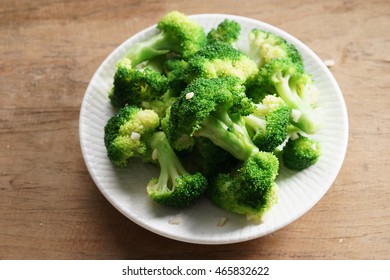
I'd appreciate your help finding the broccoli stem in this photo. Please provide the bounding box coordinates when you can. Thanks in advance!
[273,73,322,134]
[244,114,266,136]
[126,33,173,67]
[196,107,259,161]
[149,131,188,191]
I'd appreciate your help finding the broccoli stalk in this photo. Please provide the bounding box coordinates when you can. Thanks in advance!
[195,106,259,161]
[167,77,258,161]
[146,131,207,208]
[256,59,323,134]
[125,11,207,67]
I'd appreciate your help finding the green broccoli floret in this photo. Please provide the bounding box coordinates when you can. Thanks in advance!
[146,131,207,208]
[244,95,290,152]
[186,40,259,84]
[109,58,169,109]
[207,19,241,45]
[248,28,303,68]
[282,133,321,170]
[163,58,190,96]
[208,151,279,222]
[125,11,207,67]
[251,58,323,134]
[104,105,160,167]
[104,106,207,207]
[167,77,258,160]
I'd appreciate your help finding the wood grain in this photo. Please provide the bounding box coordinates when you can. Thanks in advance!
[1,0,389,259]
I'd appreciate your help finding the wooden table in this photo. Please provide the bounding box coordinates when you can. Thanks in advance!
[1,0,389,260]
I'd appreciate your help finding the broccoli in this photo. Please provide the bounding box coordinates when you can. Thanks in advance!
[167,77,258,160]
[103,14,325,220]
[188,137,239,178]
[244,95,290,152]
[248,28,303,68]
[125,11,207,67]
[207,19,241,45]
[186,40,259,84]
[208,151,279,221]
[282,133,321,170]
[162,58,190,96]
[104,106,207,207]
[104,105,160,167]
[251,58,323,134]
[109,58,169,109]
[146,131,207,208]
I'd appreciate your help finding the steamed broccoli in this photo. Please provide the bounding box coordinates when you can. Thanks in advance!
[109,58,169,109]
[104,105,160,167]
[162,58,190,96]
[248,28,303,68]
[207,19,241,45]
[244,95,290,152]
[103,13,325,220]
[282,133,321,170]
[146,131,207,208]
[166,77,280,219]
[104,106,207,207]
[208,151,279,221]
[125,11,207,67]
[251,58,323,134]
[167,77,257,160]
[186,40,259,84]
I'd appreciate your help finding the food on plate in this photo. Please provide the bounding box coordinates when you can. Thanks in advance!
[102,11,323,222]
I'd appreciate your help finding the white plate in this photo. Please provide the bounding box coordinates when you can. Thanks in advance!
[79,14,348,244]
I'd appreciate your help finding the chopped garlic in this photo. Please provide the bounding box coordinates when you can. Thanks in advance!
[169,215,181,225]
[185,91,194,100]
[290,132,299,141]
[217,217,228,227]
[324,59,335,67]
[130,132,141,140]
[291,109,302,123]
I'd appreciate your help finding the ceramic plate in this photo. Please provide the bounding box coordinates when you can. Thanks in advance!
[79,14,348,244]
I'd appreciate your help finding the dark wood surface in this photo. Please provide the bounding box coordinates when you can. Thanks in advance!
[1,0,389,259]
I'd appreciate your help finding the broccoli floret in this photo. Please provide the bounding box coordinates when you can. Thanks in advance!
[163,58,190,96]
[248,28,303,68]
[167,77,258,160]
[109,58,169,109]
[125,11,207,67]
[146,131,207,208]
[104,106,207,207]
[244,95,290,152]
[104,105,160,167]
[251,58,323,134]
[207,19,241,45]
[186,40,259,84]
[208,151,279,221]
[282,133,321,170]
